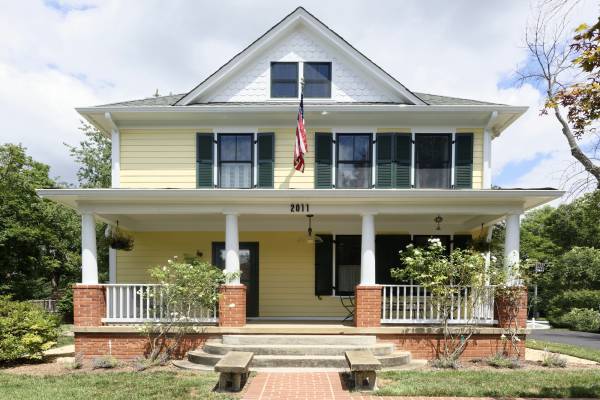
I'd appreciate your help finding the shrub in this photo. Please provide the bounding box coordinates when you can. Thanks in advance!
[547,290,600,327]
[429,356,461,369]
[0,296,60,363]
[486,352,521,369]
[560,308,600,332]
[56,289,73,323]
[541,350,567,368]
[91,355,119,369]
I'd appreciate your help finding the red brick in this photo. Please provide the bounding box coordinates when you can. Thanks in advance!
[218,284,246,327]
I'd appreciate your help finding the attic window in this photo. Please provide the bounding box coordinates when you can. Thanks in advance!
[304,62,331,98]
[271,62,298,98]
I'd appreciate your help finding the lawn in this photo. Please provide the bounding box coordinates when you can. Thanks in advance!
[378,370,600,398]
[0,371,236,400]
[527,339,600,363]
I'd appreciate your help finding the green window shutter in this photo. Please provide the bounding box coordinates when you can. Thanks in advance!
[395,133,412,188]
[314,132,333,189]
[257,132,274,188]
[376,134,393,188]
[196,133,214,188]
[315,234,334,296]
[454,133,473,189]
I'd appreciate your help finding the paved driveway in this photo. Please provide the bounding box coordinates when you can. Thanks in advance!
[529,328,600,349]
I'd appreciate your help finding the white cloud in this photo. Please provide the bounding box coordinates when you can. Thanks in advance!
[0,0,597,193]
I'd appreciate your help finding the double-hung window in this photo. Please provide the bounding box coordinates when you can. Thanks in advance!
[271,62,298,98]
[414,134,452,189]
[303,62,331,98]
[336,133,372,188]
[218,134,253,188]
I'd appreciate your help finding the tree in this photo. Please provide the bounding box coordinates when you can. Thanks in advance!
[517,4,600,192]
[551,18,600,139]
[65,121,111,188]
[0,144,80,299]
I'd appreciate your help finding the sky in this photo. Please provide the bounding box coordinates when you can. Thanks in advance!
[0,0,597,200]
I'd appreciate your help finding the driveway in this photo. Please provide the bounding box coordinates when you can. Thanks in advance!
[529,328,600,349]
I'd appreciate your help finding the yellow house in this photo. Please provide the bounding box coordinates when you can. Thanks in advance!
[39,7,562,365]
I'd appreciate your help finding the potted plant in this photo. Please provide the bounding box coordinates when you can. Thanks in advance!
[107,222,134,251]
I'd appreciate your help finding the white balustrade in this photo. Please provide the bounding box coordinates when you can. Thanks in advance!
[103,284,218,324]
[381,284,496,325]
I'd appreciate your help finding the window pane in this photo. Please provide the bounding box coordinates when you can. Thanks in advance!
[220,136,236,161]
[220,163,251,188]
[272,62,298,80]
[271,82,298,98]
[338,135,354,161]
[304,82,331,98]
[354,135,371,161]
[304,62,331,80]
[337,163,370,188]
[415,134,451,189]
[337,265,360,293]
[236,136,252,161]
[336,236,361,294]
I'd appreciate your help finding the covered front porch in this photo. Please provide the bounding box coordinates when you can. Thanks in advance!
[39,188,561,329]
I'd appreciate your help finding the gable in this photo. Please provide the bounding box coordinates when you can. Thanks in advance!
[177,7,424,106]
[200,28,399,104]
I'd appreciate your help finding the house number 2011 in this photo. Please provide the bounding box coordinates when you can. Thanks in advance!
[290,203,310,213]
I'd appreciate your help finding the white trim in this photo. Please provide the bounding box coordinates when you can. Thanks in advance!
[331,132,336,188]
[451,132,456,188]
[105,113,120,188]
[212,132,218,187]
[483,111,497,189]
[410,132,415,187]
[372,132,376,187]
[253,131,258,187]
[108,248,117,284]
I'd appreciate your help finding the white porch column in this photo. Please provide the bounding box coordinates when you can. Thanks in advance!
[360,213,376,285]
[81,213,98,284]
[504,213,521,285]
[224,213,240,284]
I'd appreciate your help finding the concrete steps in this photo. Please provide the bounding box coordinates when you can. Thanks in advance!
[175,334,412,371]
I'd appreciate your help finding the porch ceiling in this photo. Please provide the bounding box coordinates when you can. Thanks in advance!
[38,188,563,233]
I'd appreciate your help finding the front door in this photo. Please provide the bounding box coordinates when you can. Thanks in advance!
[212,242,259,317]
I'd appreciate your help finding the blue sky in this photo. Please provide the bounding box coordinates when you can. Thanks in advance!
[0,0,597,199]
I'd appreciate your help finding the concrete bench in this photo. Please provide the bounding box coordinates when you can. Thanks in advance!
[345,350,381,391]
[214,351,253,392]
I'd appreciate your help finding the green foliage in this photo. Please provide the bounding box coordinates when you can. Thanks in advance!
[0,296,60,363]
[91,355,119,369]
[56,289,73,323]
[486,352,521,369]
[560,308,600,332]
[541,350,567,368]
[543,247,600,292]
[65,121,112,189]
[544,191,600,250]
[0,144,81,299]
[429,357,460,369]
[547,290,600,327]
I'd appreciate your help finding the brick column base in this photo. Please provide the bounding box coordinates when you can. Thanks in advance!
[495,286,528,329]
[218,284,246,327]
[73,284,106,327]
[354,285,382,327]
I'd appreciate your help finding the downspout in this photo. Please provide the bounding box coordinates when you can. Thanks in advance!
[483,111,498,189]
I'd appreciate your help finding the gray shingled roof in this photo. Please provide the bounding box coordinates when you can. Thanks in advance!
[95,92,503,108]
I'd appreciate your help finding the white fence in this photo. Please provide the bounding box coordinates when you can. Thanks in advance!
[381,284,496,325]
[30,299,57,313]
[103,284,218,324]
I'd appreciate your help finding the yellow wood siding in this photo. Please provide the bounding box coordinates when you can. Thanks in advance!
[116,231,346,317]
[119,128,484,189]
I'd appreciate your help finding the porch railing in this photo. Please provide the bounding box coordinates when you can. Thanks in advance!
[103,284,218,324]
[381,284,496,325]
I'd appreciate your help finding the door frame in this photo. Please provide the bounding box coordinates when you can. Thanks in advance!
[212,242,259,317]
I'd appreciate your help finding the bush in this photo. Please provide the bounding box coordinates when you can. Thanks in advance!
[429,357,461,369]
[541,351,567,368]
[560,308,600,332]
[56,289,73,323]
[0,296,60,363]
[486,352,521,369]
[91,355,119,369]
[547,290,600,327]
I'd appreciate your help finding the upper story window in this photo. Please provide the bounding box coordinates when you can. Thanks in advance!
[271,62,298,98]
[336,133,372,188]
[218,134,253,188]
[414,134,452,189]
[303,62,331,98]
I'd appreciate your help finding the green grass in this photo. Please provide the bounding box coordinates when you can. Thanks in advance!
[54,335,74,348]
[527,339,600,363]
[378,370,600,398]
[0,371,236,400]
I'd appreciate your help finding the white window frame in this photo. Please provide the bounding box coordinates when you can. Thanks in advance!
[212,127,258,188]
[332,128,377,189]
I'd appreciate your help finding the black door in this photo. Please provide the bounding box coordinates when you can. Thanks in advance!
[212,242,259,317]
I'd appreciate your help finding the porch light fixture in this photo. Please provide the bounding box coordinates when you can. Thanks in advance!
[305,214,323,244]
[434,215,443,231]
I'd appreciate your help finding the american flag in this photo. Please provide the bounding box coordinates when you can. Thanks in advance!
[294,93,307,172]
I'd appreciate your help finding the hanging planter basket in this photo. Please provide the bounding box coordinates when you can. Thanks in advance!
[108,222,134,251]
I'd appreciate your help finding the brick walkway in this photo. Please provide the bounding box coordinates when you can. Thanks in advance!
[241,372,566,400]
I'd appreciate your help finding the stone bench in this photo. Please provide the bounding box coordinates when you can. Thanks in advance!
[214,351,253,392]
[345,350,381,391]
